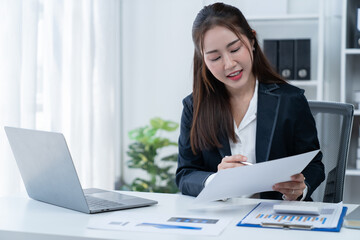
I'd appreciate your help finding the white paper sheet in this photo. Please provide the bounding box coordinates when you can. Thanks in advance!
[194,150,320,204]
[87,212,232,236]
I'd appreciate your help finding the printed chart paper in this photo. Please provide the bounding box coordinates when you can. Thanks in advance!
[239,201,344,229]
[194,150,320,203]
[87,212,232,236]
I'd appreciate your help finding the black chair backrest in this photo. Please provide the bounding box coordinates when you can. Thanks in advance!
[308,101,354,203]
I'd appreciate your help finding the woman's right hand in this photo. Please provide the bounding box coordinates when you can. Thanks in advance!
[217,155,249,171]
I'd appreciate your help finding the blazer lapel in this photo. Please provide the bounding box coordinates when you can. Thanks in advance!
[256,83,281,163]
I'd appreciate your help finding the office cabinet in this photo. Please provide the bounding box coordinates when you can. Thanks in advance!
[341,0,360,204]
[245,0,325,100]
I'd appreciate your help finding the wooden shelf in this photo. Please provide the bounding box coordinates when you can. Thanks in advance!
[289,80,318,87]
[346,169,360,176]
[344,49,360,55]
[344,48,360,55]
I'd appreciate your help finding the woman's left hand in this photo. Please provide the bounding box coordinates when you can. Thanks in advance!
[272,173,306,201]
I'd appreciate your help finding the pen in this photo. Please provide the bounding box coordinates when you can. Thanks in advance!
[223,155,253,166]
[137,222,202,230]
[240,161,253,166]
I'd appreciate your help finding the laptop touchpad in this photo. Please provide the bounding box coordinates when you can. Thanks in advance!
[90,192,136,202]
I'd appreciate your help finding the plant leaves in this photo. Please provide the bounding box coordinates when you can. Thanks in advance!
[161,153,178,162]
[124,117,180,193]
[150,117,179,131]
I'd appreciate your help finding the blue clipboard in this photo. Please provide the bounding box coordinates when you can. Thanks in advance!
[237,203,347,232]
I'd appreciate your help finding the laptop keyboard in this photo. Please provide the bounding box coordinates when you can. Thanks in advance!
[85,195,124,210]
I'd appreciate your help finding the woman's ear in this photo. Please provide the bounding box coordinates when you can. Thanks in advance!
[251,30,256,50]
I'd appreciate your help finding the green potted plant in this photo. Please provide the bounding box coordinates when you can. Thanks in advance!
[122,117,179,193]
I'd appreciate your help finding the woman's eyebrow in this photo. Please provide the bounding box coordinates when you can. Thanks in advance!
[205,39,240,54]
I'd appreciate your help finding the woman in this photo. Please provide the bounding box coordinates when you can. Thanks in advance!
[175,3,325,201]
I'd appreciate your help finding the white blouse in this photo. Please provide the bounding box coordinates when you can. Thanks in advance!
[205,81,257,186]
[229,80,258,164]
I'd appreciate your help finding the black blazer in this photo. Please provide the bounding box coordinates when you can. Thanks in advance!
[176,82,325,200]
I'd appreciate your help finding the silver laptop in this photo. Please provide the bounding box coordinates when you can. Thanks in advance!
[4,126,158,214]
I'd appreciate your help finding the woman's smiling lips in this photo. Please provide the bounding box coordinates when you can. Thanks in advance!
[227,70,243,81]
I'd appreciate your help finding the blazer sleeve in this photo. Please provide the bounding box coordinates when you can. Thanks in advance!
[292,93,325,200]
[175,96,213,197]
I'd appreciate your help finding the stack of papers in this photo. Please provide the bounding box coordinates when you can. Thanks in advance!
[344,206,360,229]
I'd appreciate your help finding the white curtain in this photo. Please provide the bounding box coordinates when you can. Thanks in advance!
[0,0,121,196]
[0,0,37,196]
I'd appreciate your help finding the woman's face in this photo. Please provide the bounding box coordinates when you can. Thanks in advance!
[203,26,255,93]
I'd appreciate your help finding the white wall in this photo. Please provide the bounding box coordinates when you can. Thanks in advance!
[120,0,343,185]
[121,0,202,184]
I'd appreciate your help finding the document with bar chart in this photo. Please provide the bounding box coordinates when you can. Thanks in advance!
[237,201,346,231]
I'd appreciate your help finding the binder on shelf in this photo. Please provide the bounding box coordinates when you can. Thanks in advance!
[294,39,311,80]
[278,40,294,80]
[355,8,360,48]
[263,40,278,73]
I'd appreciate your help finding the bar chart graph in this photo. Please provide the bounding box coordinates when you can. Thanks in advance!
[255,213,327,225]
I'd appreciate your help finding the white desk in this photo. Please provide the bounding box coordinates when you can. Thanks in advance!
[0,191,358,240]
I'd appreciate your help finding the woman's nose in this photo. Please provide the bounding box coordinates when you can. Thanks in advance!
[223,53,236,70]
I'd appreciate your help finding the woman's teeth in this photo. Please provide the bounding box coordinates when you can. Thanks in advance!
[229,71,241,77]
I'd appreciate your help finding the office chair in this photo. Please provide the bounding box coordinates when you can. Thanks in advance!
[308,101,354,203]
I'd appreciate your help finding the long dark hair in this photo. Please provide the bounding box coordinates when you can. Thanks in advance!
[190,2,286,154]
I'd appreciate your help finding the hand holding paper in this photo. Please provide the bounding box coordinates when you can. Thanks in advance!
[194,150,320,204]
[272,172,307,200]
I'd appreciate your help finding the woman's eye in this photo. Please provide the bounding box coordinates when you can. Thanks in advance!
[210,56,221,62]
[231,47,240,53]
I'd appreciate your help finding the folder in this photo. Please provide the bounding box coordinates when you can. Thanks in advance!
[278,40,294,80]
[237,201,347,232]
[355,8,360,48]
[294,39,311,80]
[263,40,278,73]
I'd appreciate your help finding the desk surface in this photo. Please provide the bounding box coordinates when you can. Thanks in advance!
[0,191,358,240]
